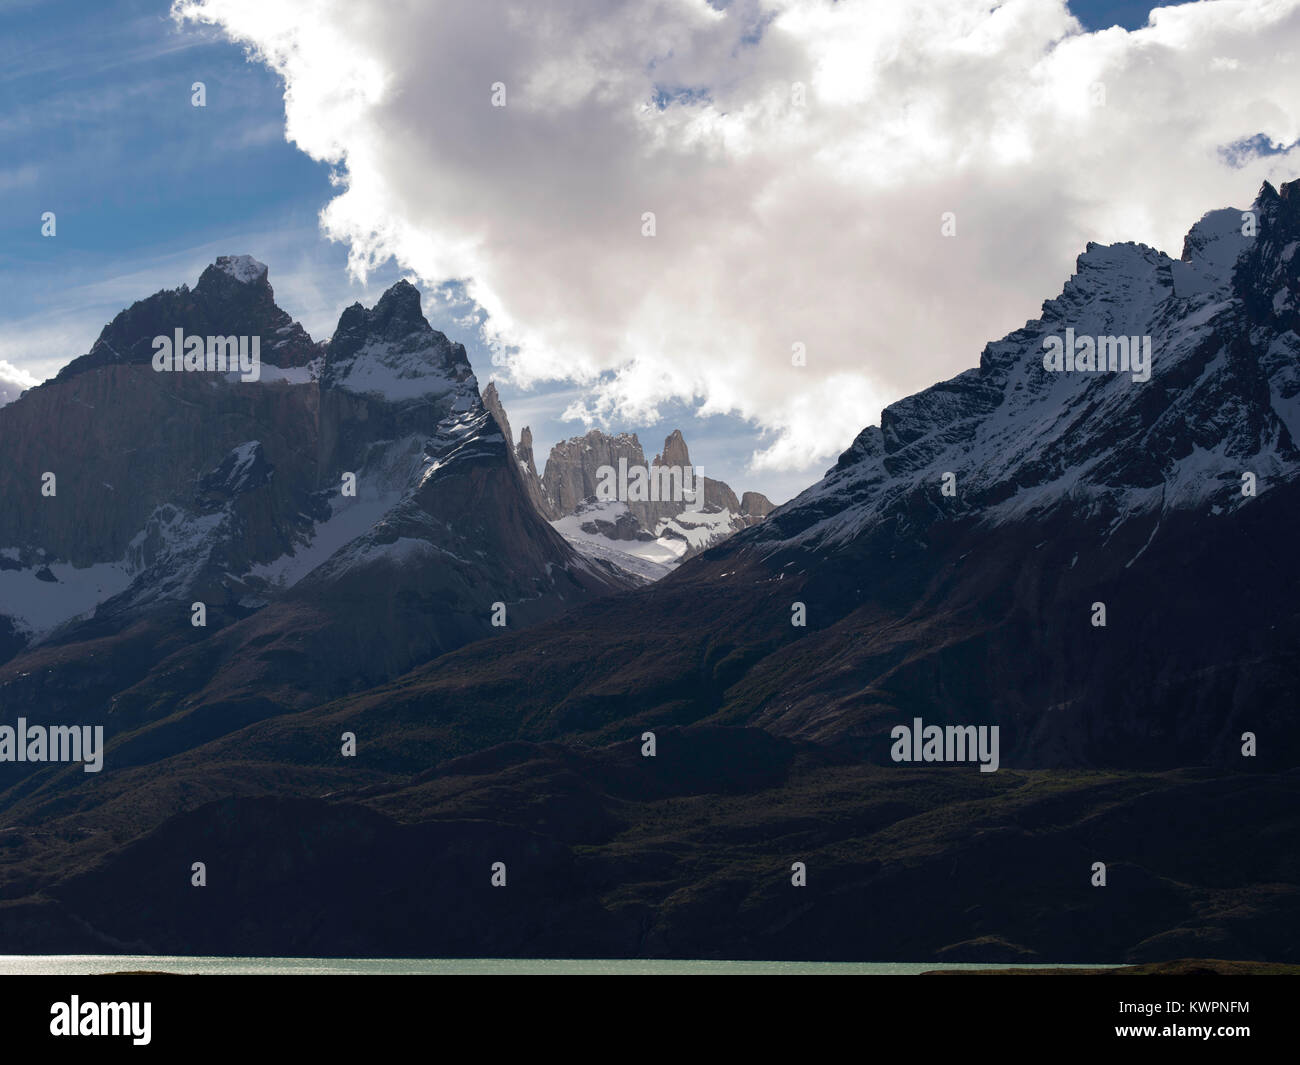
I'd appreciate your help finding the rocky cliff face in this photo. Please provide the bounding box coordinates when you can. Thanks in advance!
[0,259,628,741]
[482,407,774,579]
[739,491,774,524]
[481,382,555,521]
[539,429,647,517]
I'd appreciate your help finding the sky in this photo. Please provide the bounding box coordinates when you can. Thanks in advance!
[2,0,1299,503]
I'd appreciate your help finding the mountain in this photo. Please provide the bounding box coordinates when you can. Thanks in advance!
[446,182,1298,769]
[380,182,1300,770]
[0,260,628,759]
[2,184,1300,962]
[478,402,774,580]
[481,381,550,519]
[58,255,322,380]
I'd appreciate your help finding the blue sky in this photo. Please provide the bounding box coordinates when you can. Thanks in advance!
[0,0,1256,502]
[0,0,818,499]
[0,0,404,368]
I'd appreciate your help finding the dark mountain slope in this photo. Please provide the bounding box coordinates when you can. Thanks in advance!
[4,184,1300,961]
[0,261,628,787]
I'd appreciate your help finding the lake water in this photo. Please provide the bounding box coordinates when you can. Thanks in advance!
[0,956,1113,975]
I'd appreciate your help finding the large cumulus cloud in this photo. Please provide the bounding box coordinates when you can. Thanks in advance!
[173,0,1300,470]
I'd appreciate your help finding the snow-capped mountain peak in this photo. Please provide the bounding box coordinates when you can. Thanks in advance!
[322,280,476,402]
[0,265,624,663]
[213,254,269,285]
[744,180,1300,558]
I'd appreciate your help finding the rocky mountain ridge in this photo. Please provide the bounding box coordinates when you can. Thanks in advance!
[2,183,1299,963]
[0,258,628,736]
[479,388,774,580]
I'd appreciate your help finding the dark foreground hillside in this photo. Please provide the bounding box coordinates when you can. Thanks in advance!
[4,184,1300,961]
[1,728,1296,961]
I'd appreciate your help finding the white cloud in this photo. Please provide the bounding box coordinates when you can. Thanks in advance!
[172,0,1300,471]
[0,359,39,407]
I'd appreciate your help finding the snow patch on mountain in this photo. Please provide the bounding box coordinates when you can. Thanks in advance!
[552,503,683,569]
[215,255,269,285]
[1172,207,1252,300]
[653,505,737,551]
[324,534,441,577]
[549,497,745,580]
[122,507,229,606]
[0,556,135,637]
[249,495,400,590]
[225,362,318,386]
[561,536,674,583]
[328,337,470,401]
